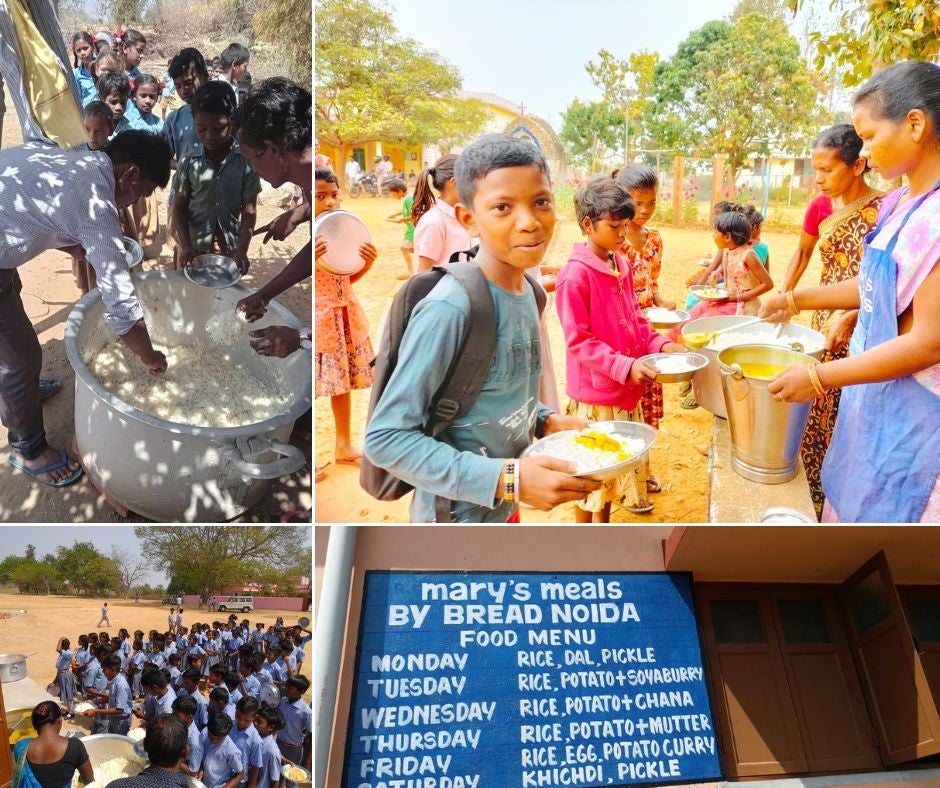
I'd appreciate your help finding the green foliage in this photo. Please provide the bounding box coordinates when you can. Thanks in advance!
[559,99,624,172]
[315,0,486,149]
[730,0,788,22]
[647,14,817,185]
[789,0,940,86]
[135,526,308,601]
[10,562,60,595]
[584,48,660,160]
[51,542,120,595]
[108,0,142,24]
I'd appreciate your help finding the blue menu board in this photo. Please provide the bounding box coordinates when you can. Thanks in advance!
[343,571,721,788]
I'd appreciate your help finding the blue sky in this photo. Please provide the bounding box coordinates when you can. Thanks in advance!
[388,0,744,131]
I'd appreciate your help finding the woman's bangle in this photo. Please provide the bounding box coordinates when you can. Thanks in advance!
[514,461,521,506]
[786,290,799,316]
[807,364,826,398]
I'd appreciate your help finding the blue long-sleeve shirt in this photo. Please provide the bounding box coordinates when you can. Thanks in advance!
[363,273,551,522]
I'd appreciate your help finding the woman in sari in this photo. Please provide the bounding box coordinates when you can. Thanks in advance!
[13,702,94,788]
[780,125,882,519]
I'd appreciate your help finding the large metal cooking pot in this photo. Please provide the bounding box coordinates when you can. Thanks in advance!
[80,734,147,787]
[681,315,825,418]
[0,653,27,682]
[64,271,311,522]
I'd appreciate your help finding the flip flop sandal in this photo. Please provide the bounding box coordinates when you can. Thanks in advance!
[8,450,83,487]
[680,392,700,410]
[40,377,62,402]
[646,476,662,494]
[625,498,655,514]
[334,456,362,466]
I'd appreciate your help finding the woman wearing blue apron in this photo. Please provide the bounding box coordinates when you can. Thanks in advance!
[760,60,940,523]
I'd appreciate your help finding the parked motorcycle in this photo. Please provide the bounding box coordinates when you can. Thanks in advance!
[349,172,399,198]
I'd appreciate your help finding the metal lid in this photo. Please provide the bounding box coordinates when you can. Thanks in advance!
[760,507,814,523]
[185,255,241,288]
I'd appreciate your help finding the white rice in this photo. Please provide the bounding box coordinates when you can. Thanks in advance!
[533,432,646,474]
[74,755,146,788]
[651,355,695,374]
[645,307,681,322]
[706,329,823,354]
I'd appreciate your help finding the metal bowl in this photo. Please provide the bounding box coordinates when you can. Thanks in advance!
[282,764,312,788]
[760,507,814,523]
[639,351,709,383]
[689,284,730,302]
[642,307,691,329]
[522,421,657,482]
[123,237,144,268]
[185,254,241,288]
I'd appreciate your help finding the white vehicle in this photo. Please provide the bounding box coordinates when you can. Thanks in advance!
[217,595,254,612]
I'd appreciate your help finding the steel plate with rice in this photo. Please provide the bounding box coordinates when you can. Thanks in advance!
[122,237,143,268]
[689,284,730,302]
[639,351,708,383]
[642,307,690,329]
[185,254,241,288]
[522,421,656,481]
[314,209,371,276]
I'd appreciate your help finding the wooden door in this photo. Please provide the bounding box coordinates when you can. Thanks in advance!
[697,586,807,777]
[771,589,881,772]
[899,586,940,713]
[840,553,940,765]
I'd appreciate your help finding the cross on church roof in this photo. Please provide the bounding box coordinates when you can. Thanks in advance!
[519,101,526,116]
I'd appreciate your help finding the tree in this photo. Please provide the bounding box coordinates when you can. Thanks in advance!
[109,547,149,599]
[789,0,940,86]
[730,0,788,22]
[559,99,625,172]
[647,13,817,187]
[10,562,60,595]
[315,0,486,167]
[584,48,660,162]
[135,526,308,602]
[253,0,311,88]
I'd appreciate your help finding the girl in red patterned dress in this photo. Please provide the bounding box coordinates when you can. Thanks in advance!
[616,165,675,494]
[315,168,377,481]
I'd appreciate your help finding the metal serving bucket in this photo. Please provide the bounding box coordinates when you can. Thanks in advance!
[719,344,817,484]
[0,653,27,682]
[683,316,825,418]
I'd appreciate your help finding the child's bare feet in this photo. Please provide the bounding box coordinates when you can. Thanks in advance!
[335,447,362,466]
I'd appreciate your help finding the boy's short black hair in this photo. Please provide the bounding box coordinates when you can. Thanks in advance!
[714,210,752,245]
[575,176,635,227]
[224,673,240,690]
[182,668,201,683]
[103,130,172,189]
[235,77,310,155]
[256,707,284,729]
[219,42,250,70]
[315,167,337,186]
[616,164,658,191]
[385,178,407,193]
[236,696,259,714]
[207,712,232,736]
[141,668,168,689]
[455,133,548,207]
[209,665,228,679]
[285,674,310,693]
[101,654,122,671]
[172,695,198,715]
[144,715,187,767]
[209,686,230,704]
[191,81,237,120]
[97,71,130,100]
[83,100,114,124]
[169,47,207,80]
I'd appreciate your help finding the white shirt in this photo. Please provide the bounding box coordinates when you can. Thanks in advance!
[344,160,361,179]
[0,142,143,334]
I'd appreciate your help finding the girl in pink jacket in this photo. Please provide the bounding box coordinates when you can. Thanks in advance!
[556,178,685,521]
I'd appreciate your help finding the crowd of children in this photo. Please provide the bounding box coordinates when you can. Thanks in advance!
[52,612,312,781]
[66,28,260,289]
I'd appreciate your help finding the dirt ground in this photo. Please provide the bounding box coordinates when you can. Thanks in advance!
[315,193,823,524]
[0,89,312,523]
[0,591,314,724]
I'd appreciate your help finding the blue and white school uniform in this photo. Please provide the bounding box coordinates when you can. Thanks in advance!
[204,637,222,674]
[143,686,177,719]
[276,697,311,763]
[128,650,145,696]
[85,659,108,733]
[291,644,304,672]
[107,673,133,735]
[56,649,75,701]
[168,665,182,691]
[179,686,209,730]
[241,673,261,700]
[185,720,203,773]
[260,660,285,684]
[256,734,282,788]
[228,687,243,707]
[200,732,243,788]
[250,630,264,654]
[229,723,263,786]
[74,65,96,106]
[227,636,244,671]
[147,650,166,669]
[184,645,206,671]
[121,638,132,658]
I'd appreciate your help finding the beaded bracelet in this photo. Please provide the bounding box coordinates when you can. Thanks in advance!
[514,460,521,505]
[807,364,826,399]
[502,461,516,503]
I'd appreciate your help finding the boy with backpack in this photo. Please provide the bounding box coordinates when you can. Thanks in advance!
[362,133,601,522]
